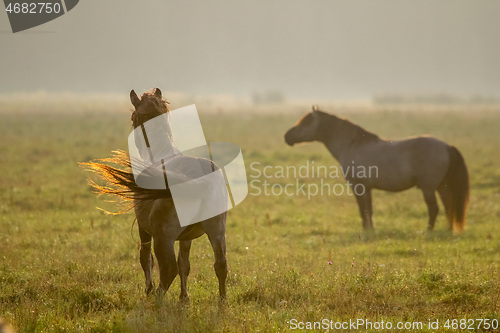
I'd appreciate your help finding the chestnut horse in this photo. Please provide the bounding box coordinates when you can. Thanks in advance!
[82,88,227,299]
[285,106,469,232]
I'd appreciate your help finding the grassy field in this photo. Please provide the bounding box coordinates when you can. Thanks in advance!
[1,100,500,332]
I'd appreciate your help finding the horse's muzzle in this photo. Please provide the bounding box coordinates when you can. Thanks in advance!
[284,130,295,146]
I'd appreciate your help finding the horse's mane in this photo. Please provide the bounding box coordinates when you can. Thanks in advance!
[319,111,380,146]
[79,150,173,213]
[339,117,380,145]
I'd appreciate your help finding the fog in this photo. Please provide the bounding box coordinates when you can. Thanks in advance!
[1,0,499,99]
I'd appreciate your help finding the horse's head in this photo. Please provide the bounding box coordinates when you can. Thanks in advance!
[130,88,170,129]
[284,105,326,146]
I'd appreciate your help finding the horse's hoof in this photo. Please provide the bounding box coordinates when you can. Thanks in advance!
[218,296,227,310]
[145,284,154,295]
[155,287,166,298]
[179,293,189,301]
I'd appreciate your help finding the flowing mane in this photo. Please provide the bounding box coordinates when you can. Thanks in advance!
[80,150,171,207]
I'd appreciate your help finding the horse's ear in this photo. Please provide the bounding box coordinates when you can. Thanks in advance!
[130,90,141,108]
[154,88,162,99]
[312,105,319,112]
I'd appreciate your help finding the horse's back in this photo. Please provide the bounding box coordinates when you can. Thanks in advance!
[351,136,450,191]
[405,136,450,189]
[385,136,449,189]
[136,155,225,240]
[164,155,215,185]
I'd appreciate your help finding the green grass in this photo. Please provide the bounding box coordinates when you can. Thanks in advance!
[1,104,500,332]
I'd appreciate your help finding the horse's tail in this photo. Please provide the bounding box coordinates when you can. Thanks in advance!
[79,150,172,213]
[438,146,469,232]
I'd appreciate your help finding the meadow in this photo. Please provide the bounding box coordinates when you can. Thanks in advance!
[0,97,499,332]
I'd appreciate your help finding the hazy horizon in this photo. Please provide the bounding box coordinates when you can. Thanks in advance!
[1,0,499,100]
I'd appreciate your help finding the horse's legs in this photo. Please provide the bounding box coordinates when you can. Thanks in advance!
[177,240,192,299]
[354,188,373,229]
[203,216,228,299]
[153,236,178,295]
[437,185,453,230]
[209,234,227,298]
[422,189,439,230]
[139,226,154,295]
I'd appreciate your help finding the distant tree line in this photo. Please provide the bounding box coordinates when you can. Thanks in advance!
[373,93,500,105]
[252,91,285,104]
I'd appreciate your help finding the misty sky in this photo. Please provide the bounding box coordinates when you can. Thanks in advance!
[1,0,499,99]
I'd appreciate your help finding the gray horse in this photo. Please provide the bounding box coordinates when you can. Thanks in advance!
[285,106,469,232]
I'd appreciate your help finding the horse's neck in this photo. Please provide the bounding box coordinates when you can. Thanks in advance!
[318,116,349,161]
[320,115,377,163]
[323,137,350,162]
